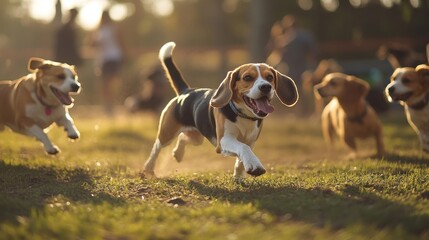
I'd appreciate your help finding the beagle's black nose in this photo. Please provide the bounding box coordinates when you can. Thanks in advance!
[259,84,272,94]
[388,86,395,95]
[71,83,80,92]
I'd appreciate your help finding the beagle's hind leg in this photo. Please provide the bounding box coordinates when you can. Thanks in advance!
[233,158,246,182]
[172,130,204,163]
[144,104,181,176]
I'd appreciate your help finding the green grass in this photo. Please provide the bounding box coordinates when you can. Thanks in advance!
[1,107,429,239]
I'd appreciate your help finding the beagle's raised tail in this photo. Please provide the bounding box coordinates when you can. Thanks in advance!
[159,41,190,95]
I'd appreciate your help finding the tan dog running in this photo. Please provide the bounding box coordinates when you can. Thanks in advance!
[385,64,429,153]
[0,58,81,154]
[144,42,298,179]
[314,73,385,158]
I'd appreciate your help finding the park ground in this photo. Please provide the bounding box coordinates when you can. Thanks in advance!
[1,106,429,239]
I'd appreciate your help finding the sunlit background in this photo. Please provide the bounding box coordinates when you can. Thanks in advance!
[1,0,428,107]
[27,0,174,30]
[25,0,425,29]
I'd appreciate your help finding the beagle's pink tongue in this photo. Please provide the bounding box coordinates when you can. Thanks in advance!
[255,98,274,114]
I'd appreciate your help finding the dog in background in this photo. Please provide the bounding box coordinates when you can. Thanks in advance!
[377,43,427,69]
[314,73,385,158]
[144,42,298,179]
[302,59,343,116]
[0,58,81,154]
[385,64,429,153]
[124,64,168,114]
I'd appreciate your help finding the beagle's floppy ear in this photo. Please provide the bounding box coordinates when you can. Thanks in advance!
[210,70,237,108]
[274,71,299,107]
[28,57,46,72]
[345,76,370,99]
[416,64,429,88]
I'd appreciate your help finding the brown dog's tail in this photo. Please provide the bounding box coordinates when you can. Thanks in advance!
[159,42,190,95]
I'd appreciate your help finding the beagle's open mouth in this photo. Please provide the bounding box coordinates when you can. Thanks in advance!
[50,86,73,105]
[390,92,413,102]
[243,95,274,117]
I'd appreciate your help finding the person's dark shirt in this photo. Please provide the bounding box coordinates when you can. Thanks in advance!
[54,22,82,66]
[281,29,317,82]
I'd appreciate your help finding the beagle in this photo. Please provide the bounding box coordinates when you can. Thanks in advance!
[314,73,385,158]
[385,64,429,153]
[0,58,81,154]
[144,42,298,178]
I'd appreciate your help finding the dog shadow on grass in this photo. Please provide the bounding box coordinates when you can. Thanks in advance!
[381,152,429,167]
[0,161,123,224]
[187,178,429,236]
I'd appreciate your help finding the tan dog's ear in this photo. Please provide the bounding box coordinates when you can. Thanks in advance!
[345,76,369,99]
[210,70,237,108]
[28,57,46,72]
[416,64,429,88]
[274,71,299,107]
[69,65,77,74]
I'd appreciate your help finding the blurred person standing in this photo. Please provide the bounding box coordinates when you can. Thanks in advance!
[53,7,82,66]
[277,15,317,82]
[89,10,126,115]
[267,15,318,116]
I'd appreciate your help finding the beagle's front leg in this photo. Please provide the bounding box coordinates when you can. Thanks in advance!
[220,135,266,176]
[57,112,80,140]
[25,125,60,154]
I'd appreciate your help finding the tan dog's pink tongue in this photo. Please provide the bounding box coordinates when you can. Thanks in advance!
[255,98,274,114]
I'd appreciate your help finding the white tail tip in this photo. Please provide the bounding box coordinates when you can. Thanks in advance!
[159,42,176,61]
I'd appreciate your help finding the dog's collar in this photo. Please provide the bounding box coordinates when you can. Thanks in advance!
[347,105,368,124]
[409,94,429,110]
[228,101,260,121]
[35,92,56,116]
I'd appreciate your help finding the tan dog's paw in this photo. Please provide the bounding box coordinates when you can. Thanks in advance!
[46,145,60,155]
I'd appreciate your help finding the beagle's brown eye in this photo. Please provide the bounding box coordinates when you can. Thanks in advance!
[57,74,66,79]
[243,75,253,82]
[402,78,411,84]
[266,75,274,82]
[329,81,337,87]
